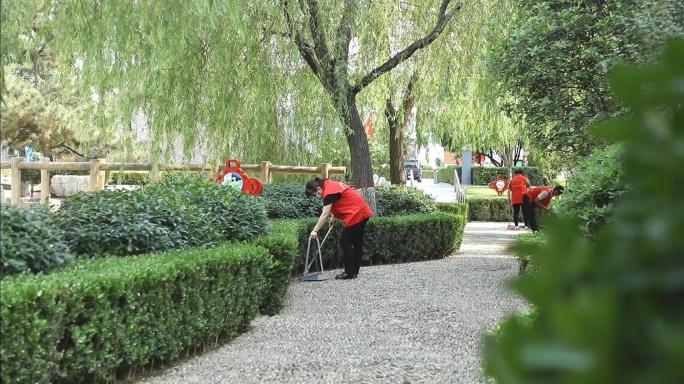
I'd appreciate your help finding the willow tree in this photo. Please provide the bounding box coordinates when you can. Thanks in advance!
[278,0,460,188]
[413,0,526,178]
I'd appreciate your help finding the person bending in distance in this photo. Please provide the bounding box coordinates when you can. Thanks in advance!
[305,177,373,280]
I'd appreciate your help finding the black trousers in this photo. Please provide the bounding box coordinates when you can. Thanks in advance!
[512,203,528,227]
[340,218,369,275]
[522,195,539,231]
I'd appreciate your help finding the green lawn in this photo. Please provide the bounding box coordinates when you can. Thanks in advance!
[464,186,507,198]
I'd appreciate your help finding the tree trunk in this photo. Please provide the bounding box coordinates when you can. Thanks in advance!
[341,95,374,188]
[386,99,406,185]
[335,94,377,212]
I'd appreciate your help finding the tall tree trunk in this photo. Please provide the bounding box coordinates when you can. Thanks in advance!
[386,99,406,185]
[340,94,374,188]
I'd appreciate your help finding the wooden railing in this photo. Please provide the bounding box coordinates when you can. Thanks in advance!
[0,158,345,205]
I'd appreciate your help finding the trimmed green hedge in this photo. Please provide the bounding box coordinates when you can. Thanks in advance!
[436,166,544,186]
[472,166,544,186]
[106,171,150,186]
[295,213,466,269]
[375,186,437,216]
[467,197,511,222]
[253,220,301,315]
[436,202,468,217]
[435,165,462,184]
[0,242,271,384]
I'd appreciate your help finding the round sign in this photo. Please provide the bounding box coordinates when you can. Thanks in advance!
[221,172,244,191]
[495,180,506,190]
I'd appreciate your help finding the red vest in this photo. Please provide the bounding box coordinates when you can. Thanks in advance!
[322,180,373,227]
[527,186,554,208]
[509,174,528,204]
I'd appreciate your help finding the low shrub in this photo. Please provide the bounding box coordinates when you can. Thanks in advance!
[56,190,195,256]
[296,213,465,270]
[57,175,268,256]
[375,185,437,216]
[0,242,271,384]
[472,166,544,186]
[436,202,468,218]
[436,202,469,249]
[258,182,437,219]
[253,220,302,315]
[508,232,545,274]
[1,205,73,278]
[467,197,511,222]
[143,174,269,242]
[554,144,626,235]
[258,181,321,219]
[435,165,462,184]
[106,171,150,186]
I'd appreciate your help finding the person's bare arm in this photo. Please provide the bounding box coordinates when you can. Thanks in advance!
[535,190,550,210]
[310,205,333,238]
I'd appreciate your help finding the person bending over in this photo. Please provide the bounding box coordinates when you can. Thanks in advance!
[522,185,564,232]
[305,177,373,280]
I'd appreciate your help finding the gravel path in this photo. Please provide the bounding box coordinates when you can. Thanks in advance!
[139,222,524,384]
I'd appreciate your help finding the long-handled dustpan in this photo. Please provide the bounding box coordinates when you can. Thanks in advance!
[300,220,335,281]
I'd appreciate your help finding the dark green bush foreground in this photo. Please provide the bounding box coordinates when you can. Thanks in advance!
[508,233,544,274]
[484,40,684,384]
[296,213,466,270]
[1,205,73,277]
[0,243,271,384]
[554,144,626,235]
[467,197,510,222]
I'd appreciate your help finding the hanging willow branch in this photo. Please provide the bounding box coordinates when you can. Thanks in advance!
[351,0,461,94]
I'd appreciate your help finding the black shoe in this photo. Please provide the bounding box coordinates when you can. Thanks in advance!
[335,272,357,280]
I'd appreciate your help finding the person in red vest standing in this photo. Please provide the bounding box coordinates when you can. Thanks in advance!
[523,185,564,232]
[305,177,374,280]
[507,170,531,229]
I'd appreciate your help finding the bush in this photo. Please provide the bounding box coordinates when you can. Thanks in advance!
[57,175,268,256]
[1,205,73,278]
[472,166,544,186]
[436,165,462,184]
[258,182,437,219]
[106,171,150,186]
[143,174,269,242]
[554,145,626,235]
[253,220,301,315]
[296,213,465,269]
[508,232,545,274]
[375,185,437,216]
[56,190,195,256]
[258,181,321,219]
[483,40,684,384]
[467,197,511,222]
[435,202,469,249]
[436,202,468,218]
[0,242,271,383]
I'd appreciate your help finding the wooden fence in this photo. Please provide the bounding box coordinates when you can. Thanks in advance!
[0,158,345,205]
